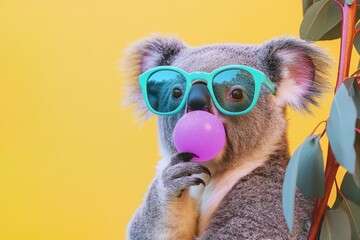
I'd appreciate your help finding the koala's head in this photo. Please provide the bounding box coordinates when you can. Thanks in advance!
[122,35,331,170]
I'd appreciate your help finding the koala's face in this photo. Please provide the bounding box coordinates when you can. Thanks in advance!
[156,47,281,168]
[123,35,330,169]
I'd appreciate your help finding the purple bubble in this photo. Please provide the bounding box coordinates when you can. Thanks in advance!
[173,111,226,162]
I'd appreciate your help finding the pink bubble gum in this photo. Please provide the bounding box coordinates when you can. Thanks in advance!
[173,111,226,162]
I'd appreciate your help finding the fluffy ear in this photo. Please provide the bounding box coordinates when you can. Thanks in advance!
[258,37,332,112]
[121,34,186,117]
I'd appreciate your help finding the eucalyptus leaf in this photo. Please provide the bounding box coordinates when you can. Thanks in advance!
[343,78,360,119]
[300,0,342,41]
[320,21,342,40]
[282,135,324,231]
[344,81,360,188]
[341,172,360,205]
[297,135,324,197]
[341,199,360,240]
[354,156,360,188]
[346,0,355,5]
[332,192,343,209]
[320,207,351,240]
[355,22,360,55]
[282,146,299,231]
[355,119,360,188]
[303,0,315,15]
[319,0,353,41]
[327,83,357,174]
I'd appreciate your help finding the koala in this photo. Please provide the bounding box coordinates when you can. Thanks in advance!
[122,35,331,240]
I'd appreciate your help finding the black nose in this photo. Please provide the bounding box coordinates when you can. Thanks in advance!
[187,83,211,111]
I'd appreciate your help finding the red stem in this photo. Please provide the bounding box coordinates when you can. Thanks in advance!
[307,1,358,239]
[356,28,360,36]
[335,1,358,90]
[310,120,327,136]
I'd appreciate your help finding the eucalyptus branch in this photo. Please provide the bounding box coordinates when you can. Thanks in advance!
[307,0,358,239]
[336,0,358,89]
[309,120,327,138]
[355,28,360,36]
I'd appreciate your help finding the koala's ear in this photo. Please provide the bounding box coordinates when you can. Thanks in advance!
[121,34,186,117]
[258,37,332,112]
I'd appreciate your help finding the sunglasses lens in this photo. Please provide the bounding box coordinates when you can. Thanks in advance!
[146,70,186,113]
[212,69,255,113]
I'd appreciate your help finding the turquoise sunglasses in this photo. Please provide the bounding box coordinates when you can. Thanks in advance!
[139,65,276,116]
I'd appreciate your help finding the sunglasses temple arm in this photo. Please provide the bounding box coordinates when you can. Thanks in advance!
[263,77,277,95]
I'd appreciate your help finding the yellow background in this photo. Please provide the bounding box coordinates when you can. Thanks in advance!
[0,0,358,239]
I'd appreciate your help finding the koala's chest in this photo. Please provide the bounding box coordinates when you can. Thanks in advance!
[190,161,263,235]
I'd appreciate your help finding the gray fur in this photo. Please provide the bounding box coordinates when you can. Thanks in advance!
[198,154,312,239]
[123,35,331,239]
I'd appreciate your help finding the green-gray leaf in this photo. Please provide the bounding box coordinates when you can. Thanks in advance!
[283,146,299,231]
[297,135,325,197]
[341,199,360,240]
[346,0,354,5]
[332,192,343,209]
[327,83,357,174]
[355,119,360,188]
[303,0,315,15]
[355,157,360,188]
[282,135,325,231]
[320,21,342,40]
[355,22,360,55]
[300,0,342,41]
[320,207,351,240]
[343,78,360,119]
[341,172,360,205]
[344,79,360,187]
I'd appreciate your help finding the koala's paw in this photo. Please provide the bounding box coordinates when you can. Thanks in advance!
[161,152,211,198]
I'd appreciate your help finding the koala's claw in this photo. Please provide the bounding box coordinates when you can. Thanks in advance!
[170,152,199,165]
[162,160,210,198]
[168,162,211,179]
[194,177,206,186]
[176,175,206,188]
[173,176,206,197]
[199,165,211,177]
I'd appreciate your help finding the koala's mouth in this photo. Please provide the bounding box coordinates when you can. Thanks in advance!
[186,107,210,113]
[185,107,228,136]
[173,109,227,162]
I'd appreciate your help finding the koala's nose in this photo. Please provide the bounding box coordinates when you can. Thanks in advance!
[187,83,211,111]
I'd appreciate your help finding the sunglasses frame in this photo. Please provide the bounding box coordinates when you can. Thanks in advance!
[139,65,276,116]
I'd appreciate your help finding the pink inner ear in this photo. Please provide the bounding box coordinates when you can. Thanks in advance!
[281,50,315,94]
